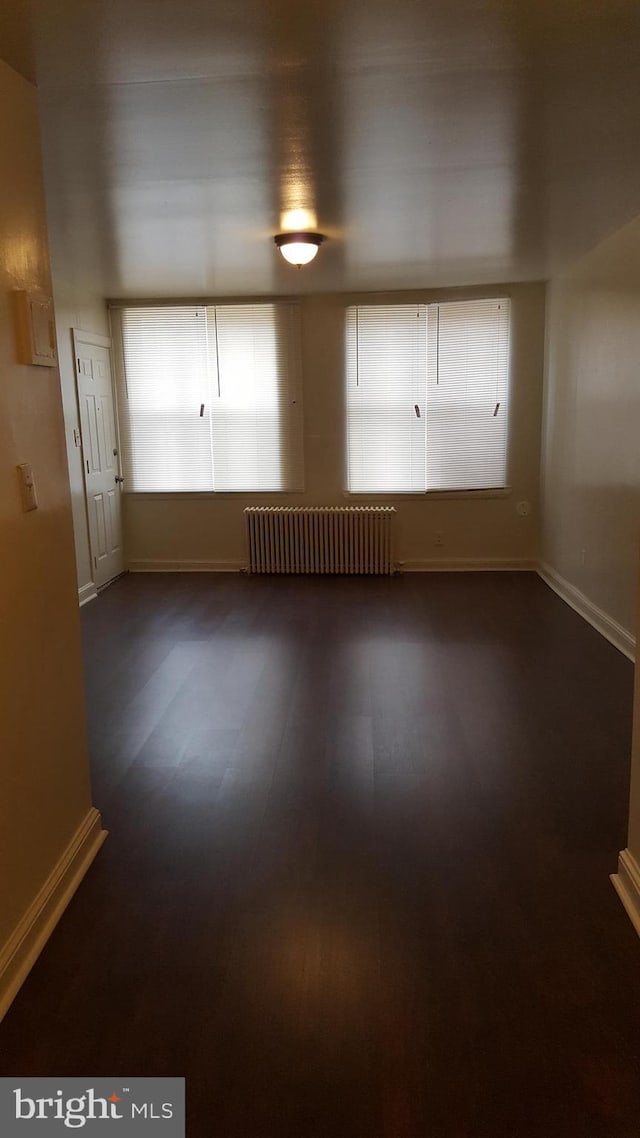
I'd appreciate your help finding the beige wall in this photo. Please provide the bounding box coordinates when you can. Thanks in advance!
[614,561,640,933]
[541,216,640,639]
[124,282,545,569]
[629,565,640,860]
[0,61,95,949]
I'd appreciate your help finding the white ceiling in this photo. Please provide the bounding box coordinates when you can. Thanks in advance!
[7,0,640,296]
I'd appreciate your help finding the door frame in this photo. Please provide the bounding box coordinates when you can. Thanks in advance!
[73,328,125,591]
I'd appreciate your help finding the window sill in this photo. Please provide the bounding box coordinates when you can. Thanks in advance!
[342,487,512,501]
[123,487,511,502]
[123,490,307,500]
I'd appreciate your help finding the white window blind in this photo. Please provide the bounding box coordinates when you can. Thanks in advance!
[426,299,510,491]
[346,305,427,493]
[113,303,303,493]
[346,297,510,492]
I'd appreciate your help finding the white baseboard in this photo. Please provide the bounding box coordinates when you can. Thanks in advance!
[537,561,635,661]
[127,559,245,573]
[0,807,107,1022]
[78,582,98,606]
[611,849,640,938]
[129,557,536,575]
[400,557,537,572]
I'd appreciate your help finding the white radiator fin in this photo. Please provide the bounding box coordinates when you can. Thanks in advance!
[244,507,396,575]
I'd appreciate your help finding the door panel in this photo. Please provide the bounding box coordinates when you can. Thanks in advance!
[101,397,116,473]
[106,488,122,555]
[92,493,108,559]
[81,394,100,473]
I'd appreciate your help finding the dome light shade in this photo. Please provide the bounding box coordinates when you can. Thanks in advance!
[275,232,324,267]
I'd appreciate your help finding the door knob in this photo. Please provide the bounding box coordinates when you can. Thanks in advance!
[115,475,125,484]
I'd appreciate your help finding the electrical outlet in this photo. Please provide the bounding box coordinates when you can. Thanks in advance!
[516,501,531,517]
[434,531,444,547]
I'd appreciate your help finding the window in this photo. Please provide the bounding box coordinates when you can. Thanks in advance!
[112,303,303,492]
[346,298,511,493]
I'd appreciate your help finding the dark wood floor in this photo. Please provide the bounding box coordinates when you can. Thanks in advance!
[1,571,639,1135]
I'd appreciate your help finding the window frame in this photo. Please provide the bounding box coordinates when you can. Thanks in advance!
[110,298,305,496]
[343,294,513,497]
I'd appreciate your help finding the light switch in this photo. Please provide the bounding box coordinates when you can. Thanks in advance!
[17,463,38,512]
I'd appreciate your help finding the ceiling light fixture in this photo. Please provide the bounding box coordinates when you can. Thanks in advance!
[274,232,324,267]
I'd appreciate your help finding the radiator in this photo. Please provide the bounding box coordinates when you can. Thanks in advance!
[244,506,396,575]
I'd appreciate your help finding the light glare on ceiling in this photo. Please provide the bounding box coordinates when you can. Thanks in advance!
[280,207,318,231]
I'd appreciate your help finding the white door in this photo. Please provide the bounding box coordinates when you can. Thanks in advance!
[74,329,125,589]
